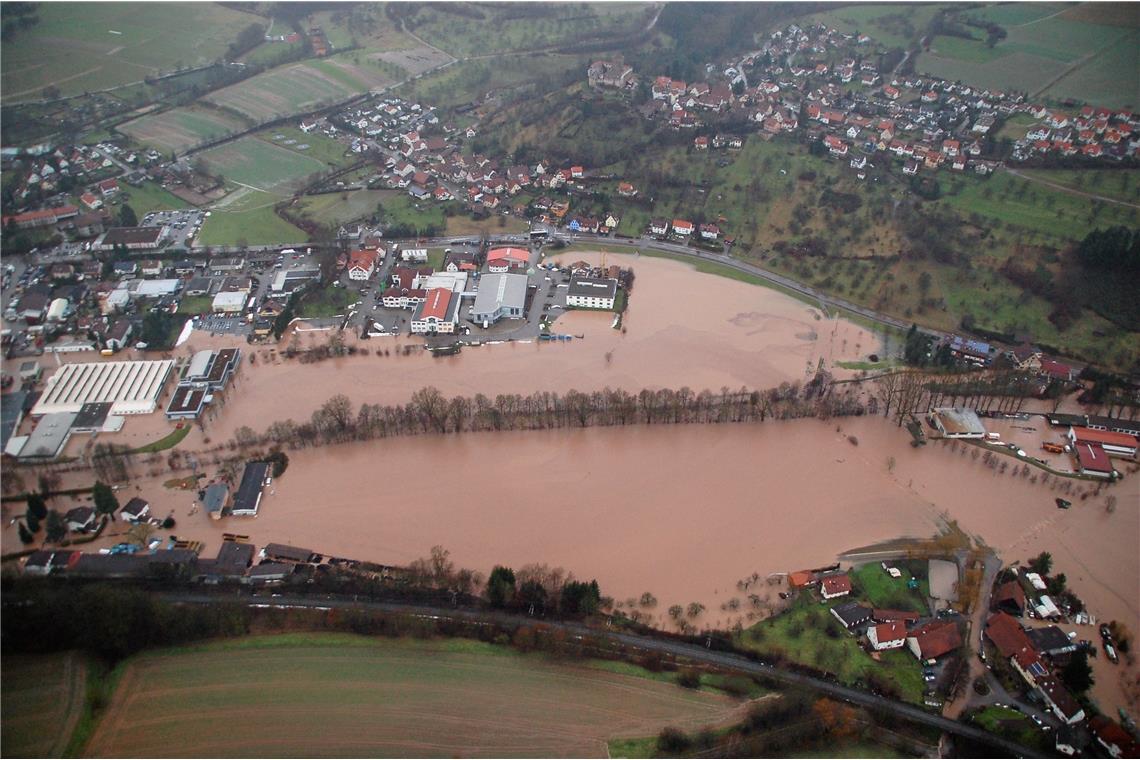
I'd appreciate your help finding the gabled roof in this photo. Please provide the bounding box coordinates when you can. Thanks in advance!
[985,612,1043,670]
[910,620,962,659]
[820,573,852,596]
[871,620,908,642]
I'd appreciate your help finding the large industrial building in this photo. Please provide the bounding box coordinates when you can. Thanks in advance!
[165,349,241,419]
[31,360,174,416]
[470,273,528,326]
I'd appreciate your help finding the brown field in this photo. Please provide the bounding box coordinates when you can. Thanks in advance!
[1,651,88,758]
[117,107,250,155]
[1059,2,1140,27]
[84,635,742,758]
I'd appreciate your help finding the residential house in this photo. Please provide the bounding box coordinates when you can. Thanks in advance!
[347,250,376,281]
[65,506,97,532]
[868,621,909,650]
[699,223,720,241]
[119,497,150,523]
[671,219,694,237]
[907,620,962,661]
[566,277,617,309]
[829,601,872,629]
[649,218,670,236]
[820,573,852,599]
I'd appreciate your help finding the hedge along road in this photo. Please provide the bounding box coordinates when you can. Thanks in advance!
[159,592,1043,758]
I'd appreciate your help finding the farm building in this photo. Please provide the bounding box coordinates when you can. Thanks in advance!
[931,408,986,438]
[566,277,618,309]
[907,620,962,662]
[471,273,527,326]
[829,601,871,630]
[263,543,315,563]
[868,621,908,650]
[1072,441,1114,478]
[1066,426,1137,458]
[232,461,271,517]
[32,360,174,416]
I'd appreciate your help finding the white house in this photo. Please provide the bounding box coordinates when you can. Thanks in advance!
[566,277,617,309]
[347,250,376,281]
[868,621,908,650]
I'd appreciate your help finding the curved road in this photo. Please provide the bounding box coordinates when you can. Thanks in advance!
[162,592,1042,758]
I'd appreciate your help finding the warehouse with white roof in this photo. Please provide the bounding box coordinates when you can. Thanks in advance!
[31,360,174,416]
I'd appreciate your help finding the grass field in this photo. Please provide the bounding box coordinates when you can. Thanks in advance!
[262,127,353,168]
[118,107,251,155]
[197,137,328,194]
[117,181,191,216]
[1017,168,1140,204]
[297,190,387,226]
[204,57,394,123]
[297,284,354,318]
[917,14,1136,106]
[130,424,192,454]
[801,3,950,48]
[965,3,1064,27]
[197,191,307,247]
[1,651,88,757]
[1,3,254,102]
[737,596,924,704]
[849,563,930,614]
[83,634,742,758]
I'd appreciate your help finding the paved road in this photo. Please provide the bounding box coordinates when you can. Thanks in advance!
[159,592,1043,758]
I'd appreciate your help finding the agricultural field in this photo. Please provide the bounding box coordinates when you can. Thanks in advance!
[308,6,416,53]
[197,189,307,247]
[401,2,655,58]
[196,137,328,194]
[800,3,951,48]
[1016,168,1140,205]
[917,13,1137,106]
[403,52,590,108]
[203,57,394,123]
[117,107,250,155]
[0,2,254,102]
[262,127,354,168]
[82,634,742,758]
[296,190,387,226]
[1,652,88,758]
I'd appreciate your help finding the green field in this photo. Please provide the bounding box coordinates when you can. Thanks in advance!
[917,14,1136,106]
[297,190,387,226]
[801,3,951,49]
[1017,168,1140,204]
[737,596,925,704]
[82,634,741,757]
[0,3,255,102]
[849,563,930,614]
[197,191,307,247]
[263,127,353,168]
[965,3,1067,27]
[204,57,393,123]
[1,652,88,757]
[940,170,1140,242]
[197,137,329,194]
[117,181,190,216]
[297,284,354,318]
[118,107,250,155]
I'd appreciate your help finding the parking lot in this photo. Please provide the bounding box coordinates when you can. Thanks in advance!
[194,313,249,335]
[142,209,205,249]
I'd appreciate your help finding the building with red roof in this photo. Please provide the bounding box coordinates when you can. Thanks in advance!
[985,612,1048,685]
[906,620,962,661]
[671,219,694,236]
[1067,426,1137,458]
[868,621,908,650]
[1090,715,1139,758]
[346,250,376,281]
[788,570,817,588]
[872,608,920,624]
[486,247,529,273]
[410,287,459,334]
[820,573,852,599]
[1072,441,1115,478]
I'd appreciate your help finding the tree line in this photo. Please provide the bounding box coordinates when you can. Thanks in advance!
[236,374,867,449]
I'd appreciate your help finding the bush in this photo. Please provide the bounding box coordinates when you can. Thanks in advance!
[657,727,691,754]
[676,668,702,689]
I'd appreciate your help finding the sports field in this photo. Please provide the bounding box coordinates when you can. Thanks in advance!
[203,57,394,123]
[83,635,741,758]
[196,137,328,194]
[118,107,250,155]
[1,3,253,102]
[197,189,307,247]
[917,13,1137,106]
[1,652,88,758]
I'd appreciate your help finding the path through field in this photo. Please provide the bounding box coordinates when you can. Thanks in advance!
[1004,168,1140,209]
[84,636,744,758]
[1,651,88,758]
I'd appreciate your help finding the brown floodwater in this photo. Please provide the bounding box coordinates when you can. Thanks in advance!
[4,252,1136,715]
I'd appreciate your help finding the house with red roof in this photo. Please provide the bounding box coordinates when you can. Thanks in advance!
[486,246,529,273]
[671,219,694,237]
[347,250,376,281]
[699,223,720,241]
[906,620,962,661]
[820,573,852,599]
[872,608,920,624]
[824,135,848,156]
[1090,716,1139,758]
[97,178,120,197]
[1067,426,1137,458]
[985,612,1049,686]
[868,621,908,650]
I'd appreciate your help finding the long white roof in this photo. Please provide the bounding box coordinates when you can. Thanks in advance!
[32,360,174,415]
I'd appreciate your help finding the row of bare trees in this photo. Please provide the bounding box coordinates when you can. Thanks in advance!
[234,374,867,449]
[872,368,1039,426]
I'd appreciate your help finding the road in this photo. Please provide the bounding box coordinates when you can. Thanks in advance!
[1004,168,1140,210]
[158,591,1044,758]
